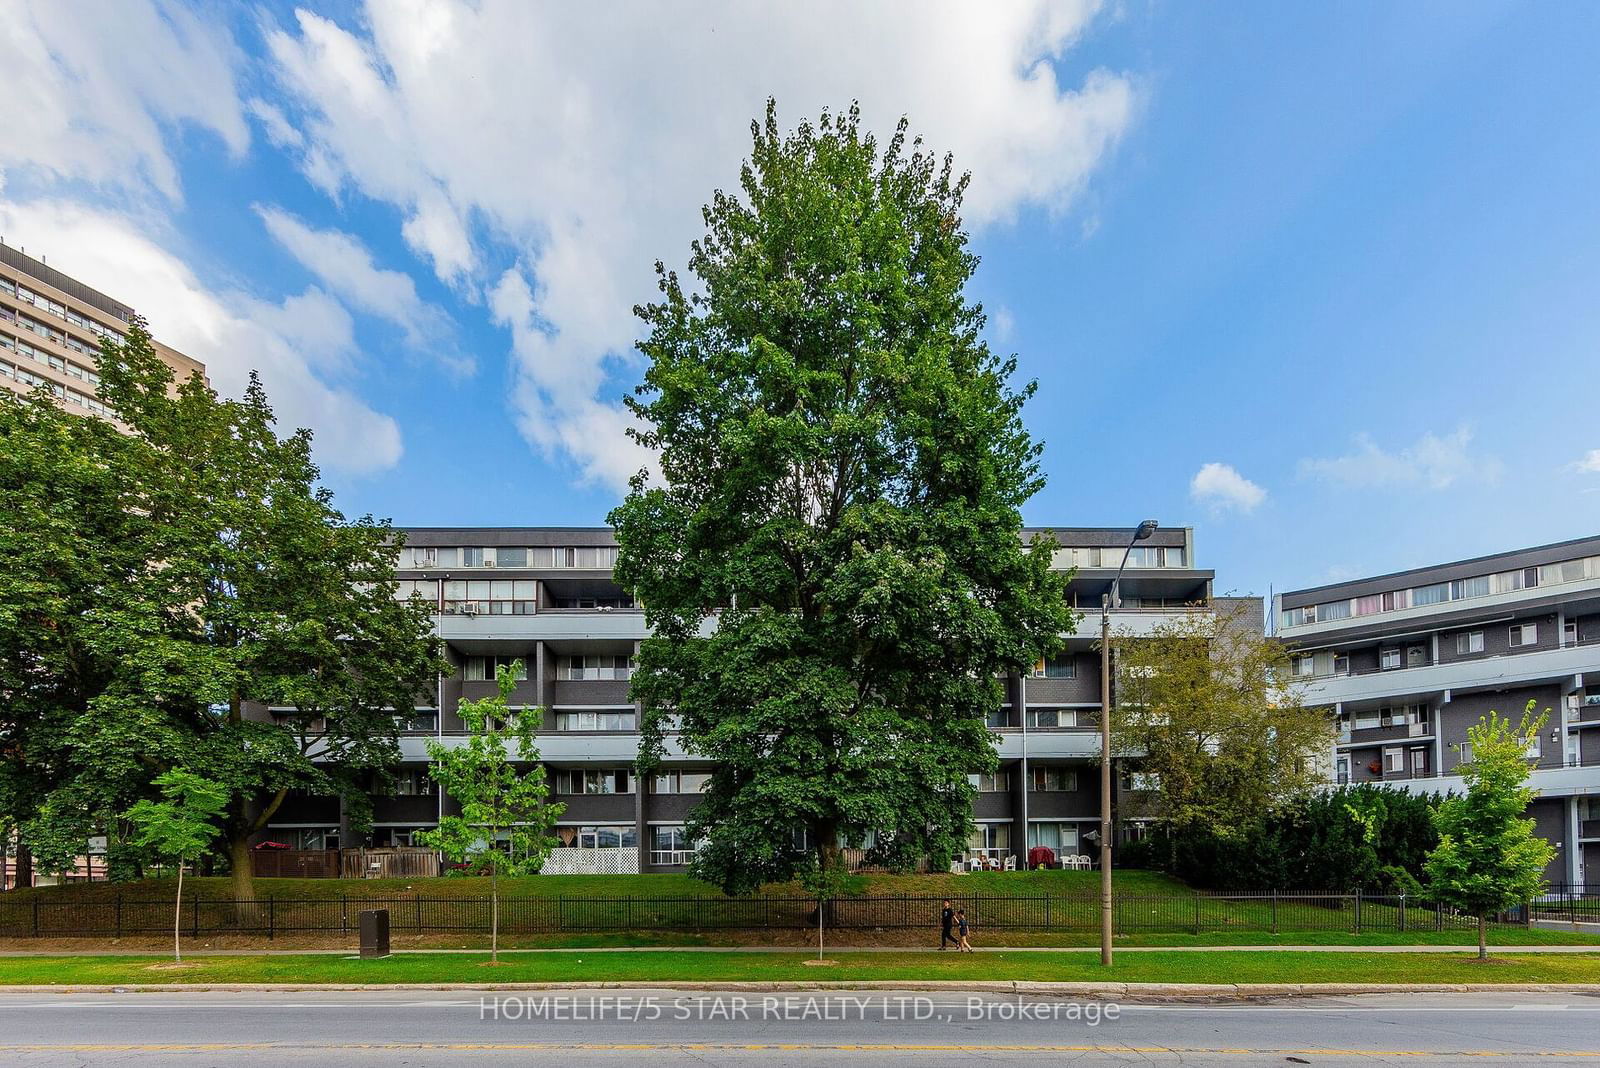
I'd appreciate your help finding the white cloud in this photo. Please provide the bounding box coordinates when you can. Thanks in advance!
[1298,426,1501,490]
[247,98,304,150]
[254,205,472,376]
[0,198,402,474]
[262,0,1138,490]
[1189,462,1267,515]
[0,1,247,201]
[1571,449,1600,475]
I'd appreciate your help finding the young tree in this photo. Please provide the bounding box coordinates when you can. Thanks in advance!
[0,321,444,901]
[124,770,229,962]
[611,101,1074,894]
[416,663,562,963]
[1425,701,1556,960]
[1112,602,1332,856]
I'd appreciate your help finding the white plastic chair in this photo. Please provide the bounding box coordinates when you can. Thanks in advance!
[967,855,982,872]
[1003,855,1017,872]
[949,860,963,875]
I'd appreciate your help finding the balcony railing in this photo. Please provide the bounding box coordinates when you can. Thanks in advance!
[650,850,695,867]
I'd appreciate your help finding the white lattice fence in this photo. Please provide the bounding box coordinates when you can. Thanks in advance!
[538,848,640,875]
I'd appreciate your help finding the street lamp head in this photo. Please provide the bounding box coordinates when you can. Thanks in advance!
[1134,519,1159,541]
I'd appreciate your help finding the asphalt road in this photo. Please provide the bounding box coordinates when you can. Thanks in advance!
[2,988,1598,1065]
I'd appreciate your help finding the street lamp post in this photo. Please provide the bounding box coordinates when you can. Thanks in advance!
[1098,519,1158,966]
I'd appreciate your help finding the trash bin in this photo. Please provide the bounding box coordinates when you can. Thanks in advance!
[359,908,391,959]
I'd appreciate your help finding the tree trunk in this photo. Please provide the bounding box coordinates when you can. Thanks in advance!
[490,856,500,964]
[173,863,184,963]
[14,842,32,890]
[1478,914,1487,961]
[228,832,255,904]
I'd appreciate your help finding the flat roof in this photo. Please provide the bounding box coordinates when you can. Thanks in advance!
[0,243,135,324]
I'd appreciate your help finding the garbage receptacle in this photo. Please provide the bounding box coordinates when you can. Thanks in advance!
[359,908,390,959]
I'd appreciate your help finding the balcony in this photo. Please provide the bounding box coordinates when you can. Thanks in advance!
[1302,641,1600,706]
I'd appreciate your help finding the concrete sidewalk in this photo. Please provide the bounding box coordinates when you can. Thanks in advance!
[0,943,1597,956]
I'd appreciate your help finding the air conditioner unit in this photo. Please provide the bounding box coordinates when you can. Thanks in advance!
[483,559,496,567]
[460,602,479,616]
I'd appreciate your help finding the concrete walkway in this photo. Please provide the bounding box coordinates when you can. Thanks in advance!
[0,943,1596,956]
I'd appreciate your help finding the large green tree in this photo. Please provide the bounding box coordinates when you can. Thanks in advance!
[1425,702,1556,959]
[1112,603,1332,855]
[0,321,444,898]
[611,102,1074,894]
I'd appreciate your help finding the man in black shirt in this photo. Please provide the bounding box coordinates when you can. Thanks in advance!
[940,899,957,950]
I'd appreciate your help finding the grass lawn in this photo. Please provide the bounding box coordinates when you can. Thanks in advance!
[7,868,1191,904]
[1,949,1597,986]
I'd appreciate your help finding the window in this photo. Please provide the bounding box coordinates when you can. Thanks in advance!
[967,823,1011,852]
[1406,645,1426,668]
[651,826,693,865]
[554,770,633,795]
[1333,654,1350,675]
[985,708,1010,729]
[1030,767,1078,792]
[1292,654,1315,678]
[462,547,488,566]
[650,772,711,793]
[496,547,528,567]
[563,825,637,850]
[462,655,528,682]
[1509,623,1538,648]
[1335,756,1350,785]
[395,709,438,732]
[1380,648,1401,671]
[1457,742,1473,766]
[1455,631,1484,655]
[554,710,636,731]
[1030,655,1076,679]
[558,654,635,680]
[1317,600,1352,621]
[1540,559,1587,587]
[1162,546,1185,568]
[1026,822,1080,851]
[1450,576,1491,600]
[968,772,1010,793]
[1127,771,1160,791]
[1563,621,1578,646]
[1383,748,1404,774]
[390,769,435,796]
[1411,583,1449,607]
[1025,708,1076,729]
[443,579,536,615]
[1524,735,1542,759]
[1354,594,1383,617]
[1381,590,1403,612]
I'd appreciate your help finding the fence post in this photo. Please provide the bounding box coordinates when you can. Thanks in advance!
[1435,901,1443,932]
[341,894,349,935]
[1271,890,1278,936]
[1354,889,1362,934]
[1398,893,1406,934]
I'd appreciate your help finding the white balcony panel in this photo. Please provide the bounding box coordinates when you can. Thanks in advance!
[1303,643,1598,706]
[434,611,650,643]
[398,733,693,762]
[1383,764,1600,800]
[1057,610,1215,643]
[994,730,1102,760]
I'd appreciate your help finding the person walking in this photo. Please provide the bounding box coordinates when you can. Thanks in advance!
[956,908,973,952]
[939,899,958,950]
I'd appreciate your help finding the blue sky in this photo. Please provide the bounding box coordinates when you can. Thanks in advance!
[2,1,1598,598]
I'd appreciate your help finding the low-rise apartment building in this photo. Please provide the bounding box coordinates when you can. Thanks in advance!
[1277,535,1600,886]
[0,242,204,416]
[265,525,1230,873]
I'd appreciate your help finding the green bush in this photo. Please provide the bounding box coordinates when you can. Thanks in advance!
[1130,786,1442,891]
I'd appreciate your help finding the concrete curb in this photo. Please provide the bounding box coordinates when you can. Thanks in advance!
[3,980,1600,998]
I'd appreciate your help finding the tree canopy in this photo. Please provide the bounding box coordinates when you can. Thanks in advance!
[611,101,1074,893]
[1425,701,1556,958]
[1112,603,1332,846]
[0,321,444,894]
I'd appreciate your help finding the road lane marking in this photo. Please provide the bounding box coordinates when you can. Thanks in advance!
[2,1044,1600,1056]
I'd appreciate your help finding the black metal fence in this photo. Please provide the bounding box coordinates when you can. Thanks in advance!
[1,887,1592,939]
